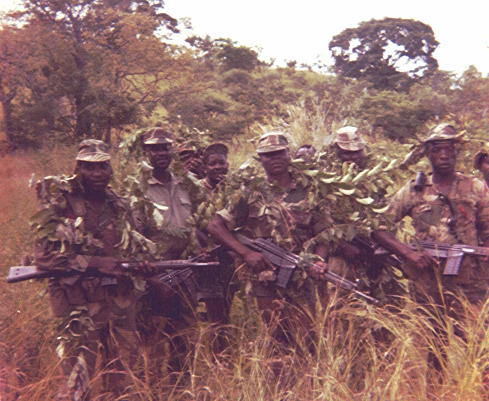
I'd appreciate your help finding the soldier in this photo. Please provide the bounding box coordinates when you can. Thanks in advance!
[198,142,229,195]
[207,132,329,382]
[34,139,141,400]
[324,127,403,308]
[294,144,317,161]
[474,144,489,187]
[177,143,206,179]
[372,123,489,371]
[138,127,198,387]
[194,143,234,354]
[333,126,366,169]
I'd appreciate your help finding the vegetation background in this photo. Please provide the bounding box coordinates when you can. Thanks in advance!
[1,1,489,400]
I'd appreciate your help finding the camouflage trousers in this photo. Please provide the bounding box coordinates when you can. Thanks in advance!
[55,295,141,401]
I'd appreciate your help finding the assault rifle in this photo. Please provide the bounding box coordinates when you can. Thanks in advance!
[351,235,403,278]
[6,258,219,284]
[236,234,379,304]
[354,236,488,276]
[405,240,488,276]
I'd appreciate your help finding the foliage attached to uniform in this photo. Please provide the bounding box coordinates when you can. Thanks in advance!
[32,174,159,268]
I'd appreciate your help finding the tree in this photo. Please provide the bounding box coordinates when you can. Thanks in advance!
[3,0,183,146]
[329,18,439,91]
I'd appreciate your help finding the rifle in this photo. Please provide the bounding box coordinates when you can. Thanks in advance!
[358,236,488,277]
[236,234,379,304]
[350,235,403,279]
[407,240,488,276]
[7,258,219,284]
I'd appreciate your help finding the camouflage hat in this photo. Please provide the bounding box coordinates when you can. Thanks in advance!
[75,139,110,162]
[203,142,228,164]
[423,123,465,144]
[474,143,489,169]
[142,127,174,145]
[334,126,366,151]
[256,132,289,154]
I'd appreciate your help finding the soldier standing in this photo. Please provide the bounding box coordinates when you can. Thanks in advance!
[34,140,142,400]
[194,143,236,355]
[138,127,198,387]
[372,123,489,371]
[322,127,403,308]
[207,132,329,382]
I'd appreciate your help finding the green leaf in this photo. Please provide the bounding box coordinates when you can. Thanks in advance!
[367,162,383,177]
[338,188,356,196]
[351,168,369,184]
[355,197,374,205]
[372,205,390,213]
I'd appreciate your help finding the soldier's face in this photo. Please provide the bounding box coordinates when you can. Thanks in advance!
[146,143,172,170]
[78,161,112,192]
[426,141,458,176]
[337,148,365,168]
[205,154,228,184]
[259,149,291,176]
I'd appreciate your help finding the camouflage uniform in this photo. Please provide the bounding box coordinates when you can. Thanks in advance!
[195,143,232,303]
[216,135,327,309]
[326,127,403,306]
[388,172,489,306]
[387,124,489,322]
[34,140,141,400]
[138,127,198,386]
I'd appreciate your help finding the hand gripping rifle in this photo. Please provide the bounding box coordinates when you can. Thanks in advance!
[407,240,488,276]
[354,236,488,277]
[7,258,219,284]
[236,234,379,304]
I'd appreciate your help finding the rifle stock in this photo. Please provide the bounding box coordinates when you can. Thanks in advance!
[236,234,379,304]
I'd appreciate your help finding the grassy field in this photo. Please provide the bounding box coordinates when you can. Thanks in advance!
[1,139,489,401]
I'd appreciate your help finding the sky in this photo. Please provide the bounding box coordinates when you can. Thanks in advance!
[162,0,489,76]
[1,0,488,76]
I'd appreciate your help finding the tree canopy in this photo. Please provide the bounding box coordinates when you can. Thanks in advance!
[329,18,439,91]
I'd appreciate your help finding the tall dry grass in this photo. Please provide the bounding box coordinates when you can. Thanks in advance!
[1,137,489,400]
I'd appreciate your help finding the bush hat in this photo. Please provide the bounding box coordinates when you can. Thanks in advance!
[423,123,465,144]
[256,132,289,154]
[142,127,174,145]
[334,126,366,151]
[75,139,111,162]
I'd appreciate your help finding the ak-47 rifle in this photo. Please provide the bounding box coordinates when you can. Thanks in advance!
[236,234,379,304]
[6,258,219,284]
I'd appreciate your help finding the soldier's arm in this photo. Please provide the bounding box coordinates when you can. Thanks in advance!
[207,214,274,272]
[371,183,436,273]
[371,230,435,273]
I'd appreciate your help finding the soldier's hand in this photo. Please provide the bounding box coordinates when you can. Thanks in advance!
[243,250,275,273]
[132,260,157,275]
[89,256,123,277]
[404,249,437,270]
[338,239,361,261]
[307,261,328,281]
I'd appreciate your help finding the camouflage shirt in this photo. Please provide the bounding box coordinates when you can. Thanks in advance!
[388,172,489,289]
[217,175,327,255]
[144,173,192,258]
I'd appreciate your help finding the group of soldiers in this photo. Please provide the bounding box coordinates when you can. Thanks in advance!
[30,122,489,399]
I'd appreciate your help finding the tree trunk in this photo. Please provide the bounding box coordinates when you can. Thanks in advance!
[0,90,15,145]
